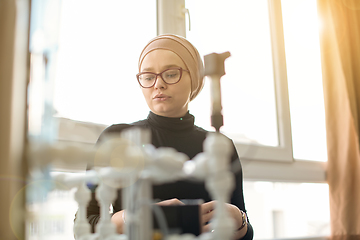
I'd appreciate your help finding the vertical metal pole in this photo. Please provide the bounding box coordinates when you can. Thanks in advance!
[157,0,186,37]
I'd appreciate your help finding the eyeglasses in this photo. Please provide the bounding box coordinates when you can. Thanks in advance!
[136,67,189,88]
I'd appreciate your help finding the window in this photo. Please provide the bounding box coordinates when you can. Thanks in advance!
[183,0,294,162]
[50,0,327,164]
[30,3,327,162]
[182,0,327,164]
[54,0,157,125]
[185,0,278,148]
[281,0,327,162]
[27,188,78,240]
[172,0,326,164]
[244,181,330,239]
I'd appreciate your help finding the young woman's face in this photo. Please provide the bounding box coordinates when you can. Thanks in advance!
[139,49,192,118]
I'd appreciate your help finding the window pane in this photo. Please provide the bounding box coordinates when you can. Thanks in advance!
[185,0,279,147]
[54,0,157,125]
[244,181,330,239]
[26,171,84,240]
[281,0,328,161]
[27,188,78,240]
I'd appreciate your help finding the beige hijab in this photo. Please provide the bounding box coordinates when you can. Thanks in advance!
[138,34,204,101]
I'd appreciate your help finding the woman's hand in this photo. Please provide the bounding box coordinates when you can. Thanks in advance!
[156,198,185,206]
[111,210,126,234]
[200,201,248,239]
[111,198,184,234]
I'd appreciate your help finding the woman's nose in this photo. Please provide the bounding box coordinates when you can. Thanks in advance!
[154,75,167,89]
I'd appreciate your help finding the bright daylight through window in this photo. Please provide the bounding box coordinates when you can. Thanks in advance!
[54,0,157,125]
[186,0,278,147]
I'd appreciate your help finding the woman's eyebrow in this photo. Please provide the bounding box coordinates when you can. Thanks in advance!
[141,64,181,72]
[163,64,180,69]
[141,67,153,72]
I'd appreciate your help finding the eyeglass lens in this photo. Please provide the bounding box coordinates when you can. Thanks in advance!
[138,68,181,87]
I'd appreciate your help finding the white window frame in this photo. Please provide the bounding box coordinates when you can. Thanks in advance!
[157,0,327,183]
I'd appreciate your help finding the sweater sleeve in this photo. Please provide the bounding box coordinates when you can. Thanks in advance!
[86,186,100,233]
[84,124,137,232]
[230,142,254,240]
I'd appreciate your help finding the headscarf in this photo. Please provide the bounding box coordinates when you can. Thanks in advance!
[138,34,204,101]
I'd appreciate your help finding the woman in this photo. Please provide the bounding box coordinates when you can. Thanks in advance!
[86,34,253,240]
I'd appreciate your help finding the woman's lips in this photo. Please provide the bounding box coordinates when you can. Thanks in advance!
[153,94,170,101]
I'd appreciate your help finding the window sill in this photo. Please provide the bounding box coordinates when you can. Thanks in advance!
[242,158,327,183]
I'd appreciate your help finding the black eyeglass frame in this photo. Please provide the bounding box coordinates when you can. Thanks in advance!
[136,67,190,88]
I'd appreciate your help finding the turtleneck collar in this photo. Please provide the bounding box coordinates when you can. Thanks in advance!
[147,111,195,132]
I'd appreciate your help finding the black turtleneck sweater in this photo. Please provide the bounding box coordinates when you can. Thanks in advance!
[86,111,253,240]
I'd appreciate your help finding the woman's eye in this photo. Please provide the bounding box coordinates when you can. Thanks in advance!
[165,72,178,79]
[143,75,155,81]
